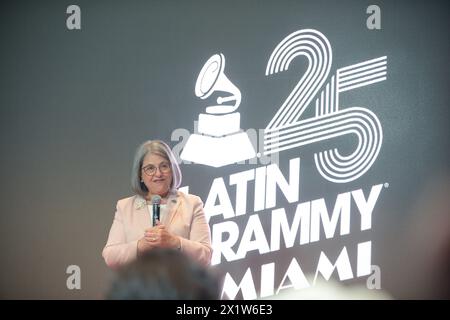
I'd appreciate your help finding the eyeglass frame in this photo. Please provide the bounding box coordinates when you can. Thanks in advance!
[141,162,172,176]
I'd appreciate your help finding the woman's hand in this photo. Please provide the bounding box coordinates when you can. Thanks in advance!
[144,224,181,249]
[137,235,156,256]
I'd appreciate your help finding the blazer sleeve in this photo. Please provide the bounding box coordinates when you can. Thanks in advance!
[102,201,138,269]
[179,196,212,267]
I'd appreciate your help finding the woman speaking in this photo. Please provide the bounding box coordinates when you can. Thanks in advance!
[102,140,212,268]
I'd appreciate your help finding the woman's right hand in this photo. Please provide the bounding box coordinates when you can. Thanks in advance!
[137,224,163,255]
[137,235,155,256]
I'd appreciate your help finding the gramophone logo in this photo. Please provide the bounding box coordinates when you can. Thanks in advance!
[181,53,256,167]
[181,29,387,183]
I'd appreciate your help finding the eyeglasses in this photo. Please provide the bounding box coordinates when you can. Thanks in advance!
[141,162,171,176]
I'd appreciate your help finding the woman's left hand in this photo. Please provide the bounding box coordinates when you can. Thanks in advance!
[144,224,180,249]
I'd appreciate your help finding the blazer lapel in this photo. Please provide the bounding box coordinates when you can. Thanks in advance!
[134,195,152,230]
[162,192,181,226]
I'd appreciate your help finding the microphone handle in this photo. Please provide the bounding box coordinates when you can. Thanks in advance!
[152,203,160,226]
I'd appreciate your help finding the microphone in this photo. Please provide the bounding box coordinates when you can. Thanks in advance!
[151,195,161,226]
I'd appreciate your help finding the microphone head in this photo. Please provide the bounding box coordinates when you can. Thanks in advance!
[151,195,162,205]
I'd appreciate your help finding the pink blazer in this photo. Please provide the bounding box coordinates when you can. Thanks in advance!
[102,191,212,269]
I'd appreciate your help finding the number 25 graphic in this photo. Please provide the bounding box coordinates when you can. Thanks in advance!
[264,29,387,183]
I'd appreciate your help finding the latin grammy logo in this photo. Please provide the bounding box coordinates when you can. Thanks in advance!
[181,53,256,167]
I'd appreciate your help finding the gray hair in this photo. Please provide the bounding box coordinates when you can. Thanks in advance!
[131,140,182,197]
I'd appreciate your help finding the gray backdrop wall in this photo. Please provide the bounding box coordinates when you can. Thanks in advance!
[0,0,449,299]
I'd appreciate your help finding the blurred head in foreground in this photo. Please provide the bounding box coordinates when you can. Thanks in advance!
[106,248,220,300]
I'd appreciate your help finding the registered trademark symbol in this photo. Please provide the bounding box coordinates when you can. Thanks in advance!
[384,183,389,188]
